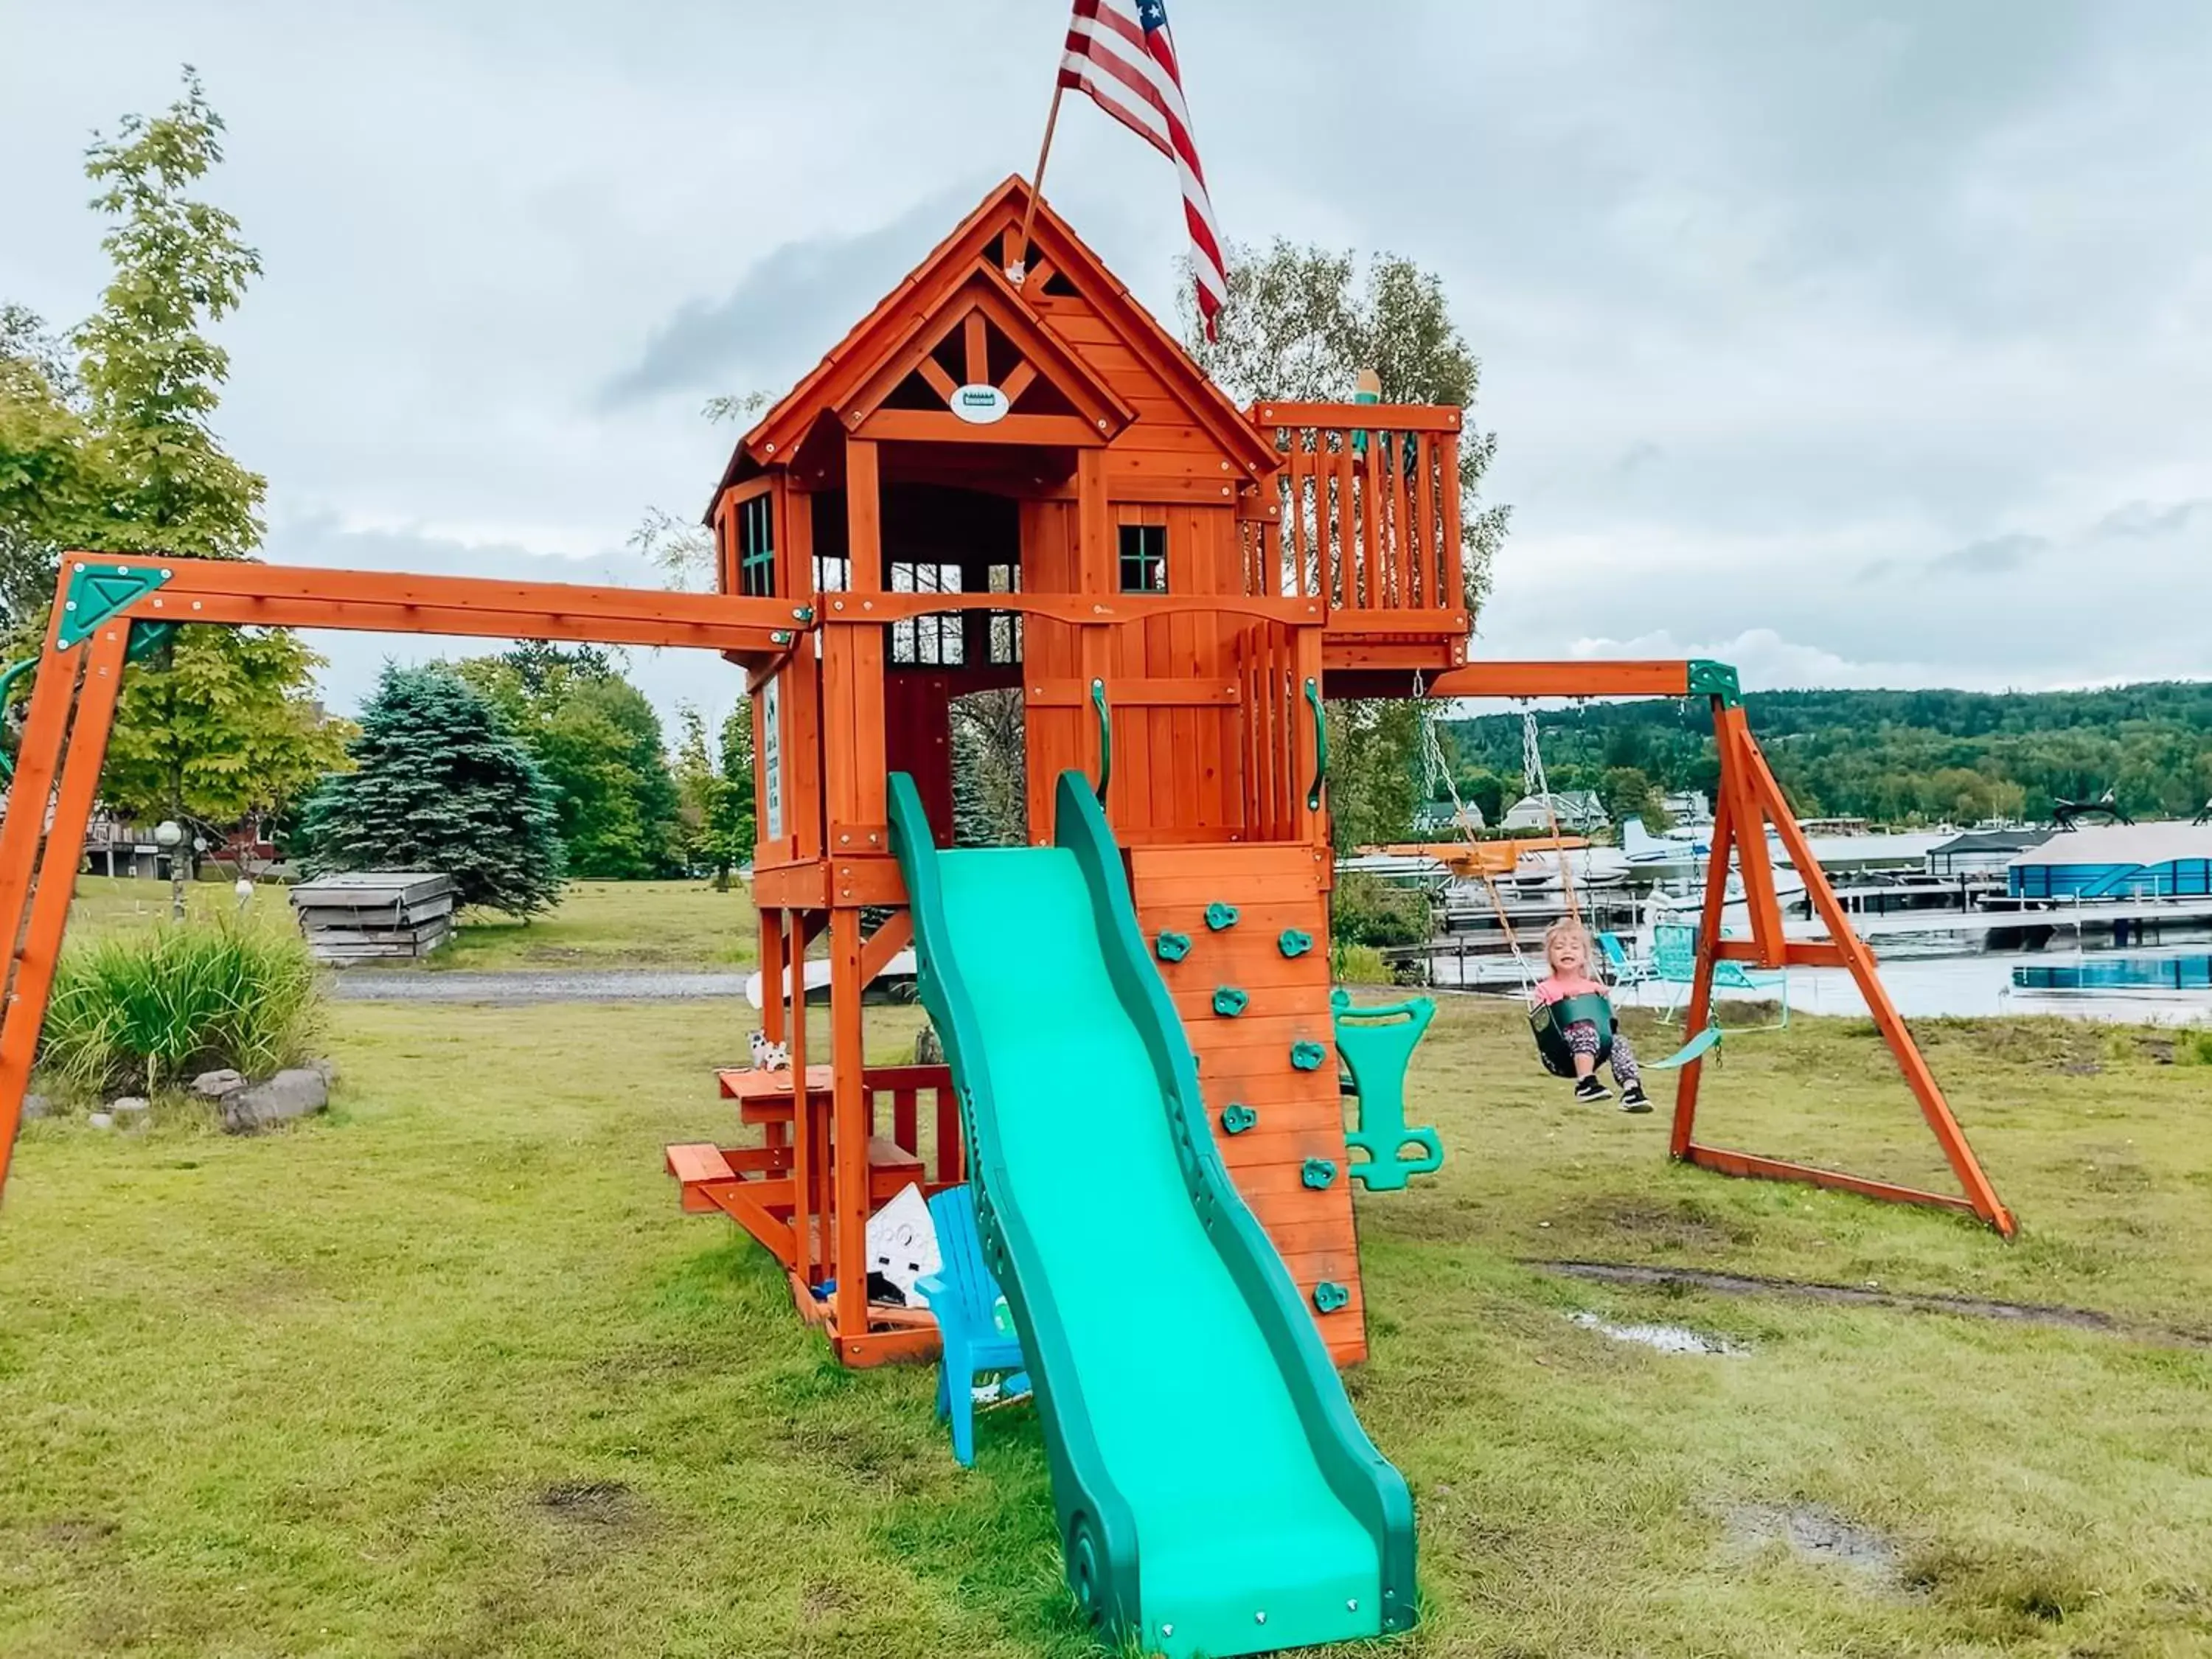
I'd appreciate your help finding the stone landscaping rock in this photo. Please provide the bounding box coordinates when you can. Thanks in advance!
[87,1112,114,1130]
[221,1068,329,1134]
[110,1096,151,1119]
[190,1069,246,1099]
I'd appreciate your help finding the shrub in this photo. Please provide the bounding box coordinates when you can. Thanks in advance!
[1333,943,1390,984]
[39,919,321,1096]
[1331,872,1430,947]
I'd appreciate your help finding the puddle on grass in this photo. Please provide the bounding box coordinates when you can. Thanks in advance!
[1569,1311,1745,1355]
[1725,1502,1902,1587]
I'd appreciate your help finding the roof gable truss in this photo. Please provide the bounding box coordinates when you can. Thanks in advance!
[735,179,1280,484]
[838,265,1135,448]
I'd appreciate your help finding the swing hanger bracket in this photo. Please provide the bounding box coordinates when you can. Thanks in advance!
[1686,658,1741,707]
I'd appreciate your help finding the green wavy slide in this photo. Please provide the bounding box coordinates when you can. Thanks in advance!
[890,769,1416,1659]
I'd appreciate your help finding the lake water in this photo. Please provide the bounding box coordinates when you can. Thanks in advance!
[1428,947,2212,1027]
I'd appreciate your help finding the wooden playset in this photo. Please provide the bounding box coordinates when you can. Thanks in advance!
[0,179,2015,1658]
[0,178,2011,1275]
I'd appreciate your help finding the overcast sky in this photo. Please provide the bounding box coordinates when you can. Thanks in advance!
[3,1,2208,735]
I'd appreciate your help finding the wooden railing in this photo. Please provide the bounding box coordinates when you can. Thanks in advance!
[1243,402,1467,628]
[1233,622,1324,844]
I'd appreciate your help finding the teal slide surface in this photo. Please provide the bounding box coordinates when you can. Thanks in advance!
[891,771,1415,1659]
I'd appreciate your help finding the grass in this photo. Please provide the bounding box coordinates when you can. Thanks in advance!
[3,994,2211,1655]
[65,875,761,973]
[430,881,759,973]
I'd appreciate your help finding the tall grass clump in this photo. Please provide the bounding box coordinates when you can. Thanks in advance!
[40,919,322,1097]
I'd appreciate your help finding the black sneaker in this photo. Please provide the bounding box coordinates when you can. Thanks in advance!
[1619,1085,1653,1114]
[1574,1077,1613,1103]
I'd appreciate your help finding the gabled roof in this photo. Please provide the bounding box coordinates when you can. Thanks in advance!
[708,177,1278,510]
[2011,822,2212,866]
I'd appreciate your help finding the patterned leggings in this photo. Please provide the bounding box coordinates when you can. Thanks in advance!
[1563,1020,1641,1088]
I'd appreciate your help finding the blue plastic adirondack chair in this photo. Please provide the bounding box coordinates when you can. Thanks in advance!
[1650,922,1789,1030]
[913,1184,1029,1467]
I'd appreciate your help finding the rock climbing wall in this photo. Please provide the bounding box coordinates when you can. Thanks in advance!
[1128,843,1367,1366]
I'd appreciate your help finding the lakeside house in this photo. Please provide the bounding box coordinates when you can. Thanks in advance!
[1499,790,1607,835]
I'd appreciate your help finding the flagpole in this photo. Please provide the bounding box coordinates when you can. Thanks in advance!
[1008,80,1066,286]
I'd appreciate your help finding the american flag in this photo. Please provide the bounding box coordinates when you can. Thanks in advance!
[1057,0,1227,340]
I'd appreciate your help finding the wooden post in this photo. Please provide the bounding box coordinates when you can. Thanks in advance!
[1715,706,1786,965]
[0,625,130,1189]
[830,905,869,1357]
[757,899,786,1048]
[1736,728,2015,1234]
[1667,771,1736,1159]
[784,911,813,1285]
[0,582,89,979]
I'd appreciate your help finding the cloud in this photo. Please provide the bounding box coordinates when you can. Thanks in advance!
[5,0,2211,709]
[2095,498,2208,538]
[1929,532,2048,574]
[597,189,983,408]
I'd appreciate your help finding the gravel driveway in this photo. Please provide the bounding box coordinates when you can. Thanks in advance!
[330,970,750,1004]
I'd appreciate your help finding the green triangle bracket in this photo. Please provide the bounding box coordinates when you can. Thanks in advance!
[57,561,172,650]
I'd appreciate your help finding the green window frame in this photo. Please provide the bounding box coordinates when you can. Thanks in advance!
[738,493,775,597]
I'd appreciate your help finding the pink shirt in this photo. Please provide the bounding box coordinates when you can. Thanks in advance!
[1534,972,1605,1005]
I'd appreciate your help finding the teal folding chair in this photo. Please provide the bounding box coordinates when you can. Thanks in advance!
[1596,931,1653,987]
[1649,922,1788,1030]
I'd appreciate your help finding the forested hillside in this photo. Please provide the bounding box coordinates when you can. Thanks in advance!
[1437,682,2212,830]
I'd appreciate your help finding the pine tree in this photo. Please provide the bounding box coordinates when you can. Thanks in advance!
[297,666,563,917]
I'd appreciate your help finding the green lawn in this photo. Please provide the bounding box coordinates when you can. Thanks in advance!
[64,875,760,972]
[3,995,2211,1656]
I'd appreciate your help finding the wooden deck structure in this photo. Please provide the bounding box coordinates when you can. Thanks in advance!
[0,181,2012,1373]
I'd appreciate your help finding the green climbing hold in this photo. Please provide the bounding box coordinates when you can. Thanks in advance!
[1301,1158,1338,1189]
[57,561,171,650]
[1220,1103,1257,1135]
[1289,1040,1328,1072]
[1313,1280,1350,1313]
[1212,987,1249,1018]
[1277,928,1313,958]
[1155,930,1192,962]
[1204,902,1240,931]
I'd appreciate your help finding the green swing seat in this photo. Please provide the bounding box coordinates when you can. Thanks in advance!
[1528,992,1722,1077]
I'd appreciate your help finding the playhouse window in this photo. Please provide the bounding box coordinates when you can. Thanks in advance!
[737,493,775,597]
[891,561,964,666]
[1118,524,1166,593]
[986,562,1022,665]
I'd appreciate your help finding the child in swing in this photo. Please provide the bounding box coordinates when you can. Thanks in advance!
[1534,918,1651,1113]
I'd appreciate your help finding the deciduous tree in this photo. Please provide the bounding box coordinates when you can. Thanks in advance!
[0,69,348,841]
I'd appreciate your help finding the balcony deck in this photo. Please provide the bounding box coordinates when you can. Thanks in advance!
[1243,400,1473,689]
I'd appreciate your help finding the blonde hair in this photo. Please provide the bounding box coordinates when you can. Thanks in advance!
[1543,917,1590,971]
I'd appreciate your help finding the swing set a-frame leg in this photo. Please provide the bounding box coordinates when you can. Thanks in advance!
[1667,702,2016,1237]
[0,623,131,1194]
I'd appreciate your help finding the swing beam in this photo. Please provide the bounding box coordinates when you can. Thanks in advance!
[1424,658,2016,1238]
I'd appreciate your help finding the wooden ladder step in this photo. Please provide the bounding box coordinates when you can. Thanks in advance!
[664,1142,741,1213]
